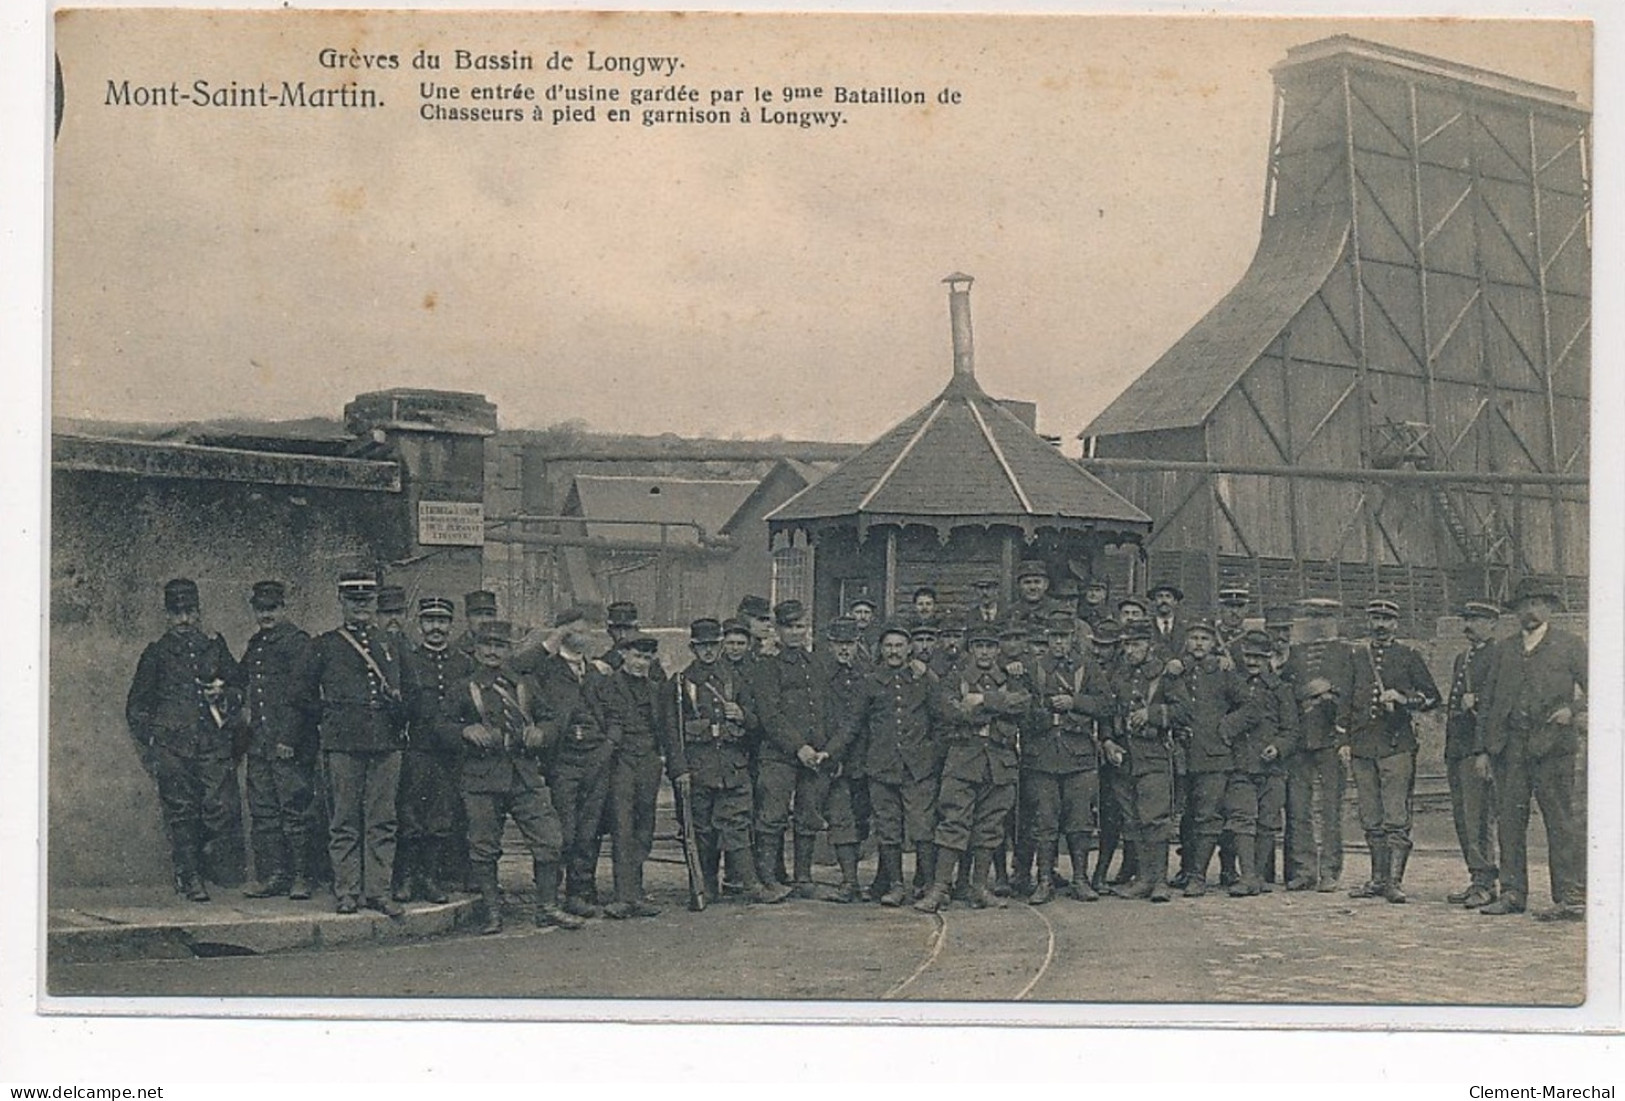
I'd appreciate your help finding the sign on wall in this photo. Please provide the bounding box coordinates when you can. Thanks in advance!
[418,501,485,547]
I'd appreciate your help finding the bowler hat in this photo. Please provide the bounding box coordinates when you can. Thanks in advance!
[249,580,286,610]
[164,577,200,613]
[1148,581,1184,601]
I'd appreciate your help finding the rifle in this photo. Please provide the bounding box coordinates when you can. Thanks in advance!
[672,673,707,912]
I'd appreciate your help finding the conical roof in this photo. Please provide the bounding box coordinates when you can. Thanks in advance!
[767,286,1151,541]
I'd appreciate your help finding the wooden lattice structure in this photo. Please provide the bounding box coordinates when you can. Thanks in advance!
[1081,37,1590,629]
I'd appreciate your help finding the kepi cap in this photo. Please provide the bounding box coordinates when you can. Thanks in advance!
[418,595,455,618]
[339,571,378,600]
[1460,600,1502,620]
[164,577,200,613]
[773,599,806,626]
[376,585,407,615]
[825,617,861,643]
[737,595,772,620]
[1366,598,1401,618]
[689,617,723,644]
[606,600,640,627]
[249,580,286,610]
[463,590,498,617]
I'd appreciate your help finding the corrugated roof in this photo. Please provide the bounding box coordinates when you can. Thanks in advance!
[567,474,756,544]
[1081,206,1350,439]
[768,374,1151,539]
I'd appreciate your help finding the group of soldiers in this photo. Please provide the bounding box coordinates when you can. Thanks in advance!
[124,557,1586,938]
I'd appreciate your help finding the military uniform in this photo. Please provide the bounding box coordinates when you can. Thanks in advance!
[396,634,475,902]
[595,643,674,916]
[1222,636,1300,895]
[530,648,615,908]
[854,647,942,905]
[1280,620,1357,889]
[452,637,580,933]
[1344,604,1440,901]
[125,582,245,898]
[1169,649,1251,893]
[671,657,756,884]
[1444,609,1501,905]
[1109,638,1192,899]
[240,593,318,898]
[1022,646,1112,901]
[1480,580,1587,917]
[302,579,413,912]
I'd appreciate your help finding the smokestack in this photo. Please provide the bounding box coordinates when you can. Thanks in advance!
[943,272,975,387]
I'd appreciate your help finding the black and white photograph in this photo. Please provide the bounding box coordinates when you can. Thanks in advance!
[21,2,1620,1050]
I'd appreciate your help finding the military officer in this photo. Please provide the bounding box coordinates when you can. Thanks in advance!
[376,585,409,642]
[1444,601,1502,909]
[1023,610,1112,904]
[393,595,474,905]
[240,580,318,901]
[595,629,671,919]
[528,605,617,918]
[751,599,835,896]
[1223,630,1299,896]
[1165,619,1250,896]
[854,621,943,906]
[454,590,500,657]
[452,620,584,934]
[915,622,1031,912]
[669,618,793,906]
[125,577,244,902]
[1216,586,1252,664]
[1280,597,1357,892]
[1345,598,1440,904]
[300,571,414,916]
[1479,578,1587,921]
[821,617,873,901]
[1108,620,1191,902]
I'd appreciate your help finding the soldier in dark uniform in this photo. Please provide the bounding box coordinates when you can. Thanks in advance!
[847,595,880,662]
[376,585,409,643]
[1345,598,1440,903]
[300,572,414,916]
[669,618,793,906]
[1164,619,1250,896]
[527,605,616,918]
[751,599,836,896]
[596,629,670,919]
[125,578,244,901]
[1223,630,1299,896]
[1258,606,1297,884]
[1108,620,1191,902]
[738,594,780,660]
[991,621,1038,896]
[1079,578,1112,629]
[854,621,942,906]
[915,622,1030,912]
[1088,621,1136,893]
[1024,610,1111,904]
[1007,559,1058,636]
[454,590,499,657]
[1148,581,1189,658]
[1216,586,1252,666]
[1443,601,1502,909]
[718,616,764,894]
[392,595,474,904]
[240,580,318,900]
[820,617,872,901]
[1479,578,1587,921]
[1280,597,1357,892]
[909,620,940,670]
[931,615,967,678]
[452,620,584,934]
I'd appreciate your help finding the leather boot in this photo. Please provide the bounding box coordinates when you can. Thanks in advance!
[418,839,449,904]
[1109,841,1139,886]
[721,847,745,895]
[474,862,503,934]
[1217,834,1239,888]
[914,848,957,913]
[792,834,819,898]
[1350,837,1388,899]
[990,843,1012,898]
[1029,842,1057,905]
[833,844,861,903]
[245,831,291,898]
[968,848,1007,909]
[914,842,938,901]
[534,860,585,929]
[287,840,312,901]
[1092,832,1115,892]
[1229,835,1260,896]
[1255,833,1276,892]
[878,846,910,907]
[391,839,416,902]
[1384,838,1411,904]
[736,847,792,904]
[1184,838,1216,897]
[953,849,973,901]
[1067,834,1099,901]
[1011,834,1035,898]
[756,833,788,890]
[773,831,790,888]
[1147,841,1172,902]
[699,839,721,901]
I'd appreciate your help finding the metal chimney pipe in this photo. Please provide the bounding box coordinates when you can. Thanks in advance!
[943,272,975,384]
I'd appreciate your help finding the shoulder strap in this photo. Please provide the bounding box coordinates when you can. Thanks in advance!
[467,680,491,725]
[337,627,399,698]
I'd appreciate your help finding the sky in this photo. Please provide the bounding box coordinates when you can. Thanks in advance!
[51,11,1591,448]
